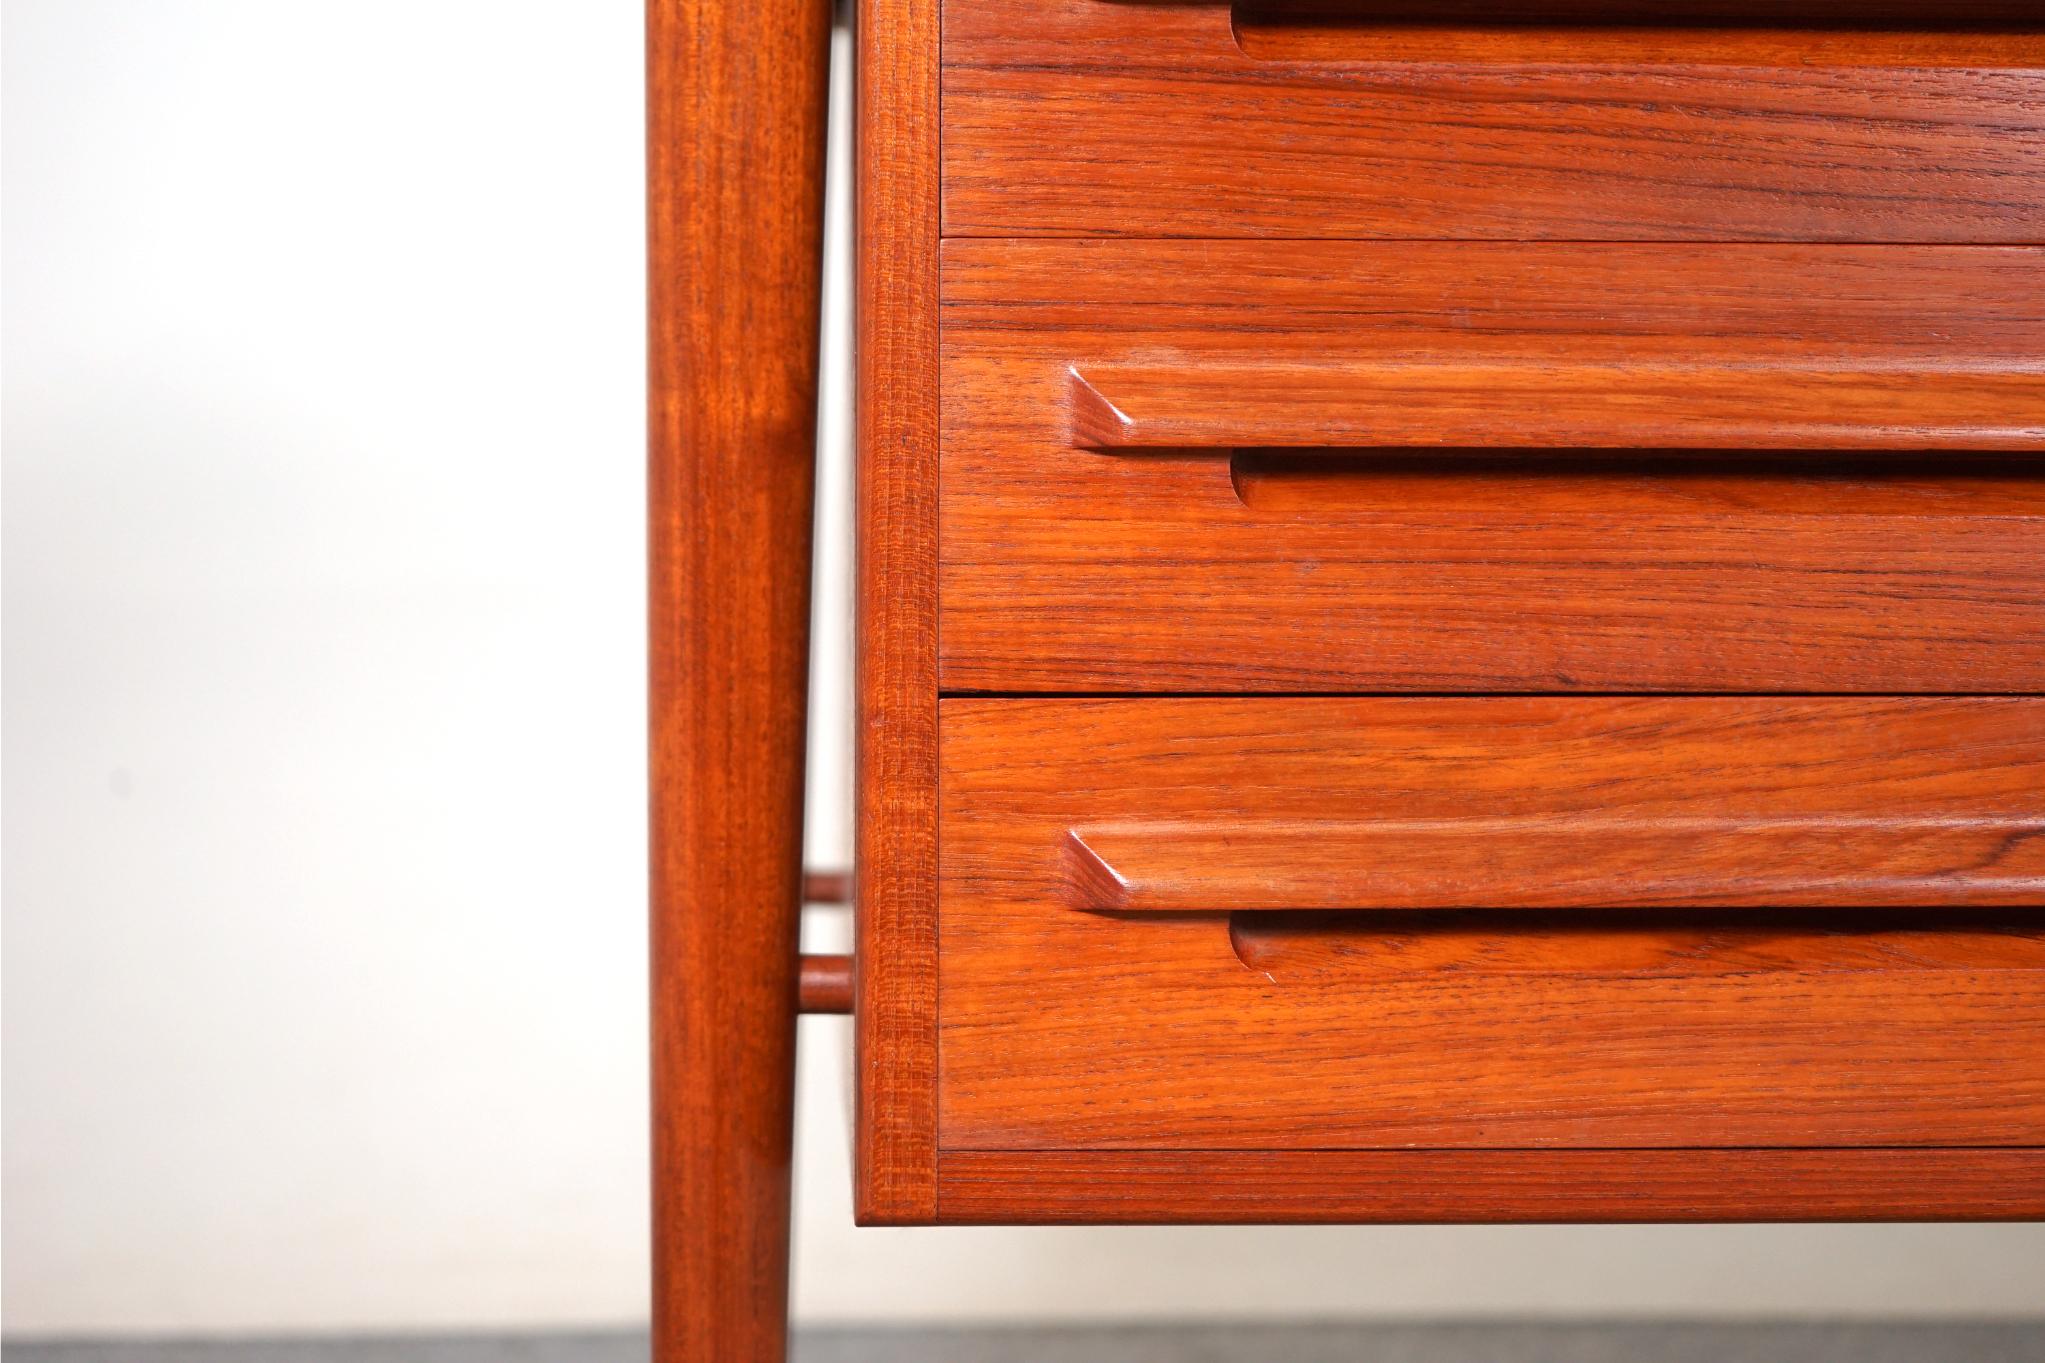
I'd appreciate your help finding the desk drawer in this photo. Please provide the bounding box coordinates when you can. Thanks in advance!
[938,697,2045,1151]
[943,0,2045,240]
[940,241,2045,692]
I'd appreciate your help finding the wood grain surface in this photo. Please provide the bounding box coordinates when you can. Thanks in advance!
[648,0,829,1355]
[1232,0,2045,66]
[938,698,2045,1151]
[837,0,2045,1229]
[937,1149,2045,1223]
[1068,360,2045,452]
[1064,812,2045,910]
[1227,909,2045,976]
[854,0,942,1224]
[941,241,2045,692]
[1056,688,2045,907]
[942,0,2045,239]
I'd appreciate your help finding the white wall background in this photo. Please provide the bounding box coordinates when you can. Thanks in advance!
[6,0,2044,1339]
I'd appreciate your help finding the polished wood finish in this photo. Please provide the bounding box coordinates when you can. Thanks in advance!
[1227,909,2045,976]
[854,0,942,1224]
[940,698,2045,1152]
[937,1150,2045,1223]
[1232,0,2045,66]
[798,955,855,1014]
[1067,356,2045,453]
[829,0,2045,1234]
[942,242,2045,692]
[1226,450,2045,519]
[1065,815,2045,910]
[648,0,829,1356]
[942,0,2045,240]
[1051,695,2045,910]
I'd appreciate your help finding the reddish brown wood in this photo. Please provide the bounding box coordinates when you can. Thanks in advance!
[799,955,855,1014]
[942,0,2045,240]
[854,0,942,1224]
[1060,754,2045,910]
[1227,450,2045,519]
[941,241,2045,693]
[939,698,2045,1152]
[648,0,829,1357]
[843,0,2045,1232]
[1228,910,2045,977]
[1067,815,2045,910]
[802,869,852,905]
[937,1150,2045,1223]
[1067,357,2045,452]
[1232,0,2045,66]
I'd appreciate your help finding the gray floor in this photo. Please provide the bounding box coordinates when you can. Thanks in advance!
[9,1324,2045,1363]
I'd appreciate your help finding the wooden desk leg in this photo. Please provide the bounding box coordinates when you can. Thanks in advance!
[648,1,830,1359]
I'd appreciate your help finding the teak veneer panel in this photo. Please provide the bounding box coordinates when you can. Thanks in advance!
[835,0,2045,1236]
[940,241,2045,693]
[942,0,2045,240]
[938,698,2045,1152]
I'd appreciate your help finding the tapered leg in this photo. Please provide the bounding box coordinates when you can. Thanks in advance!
[647,1,831,1359]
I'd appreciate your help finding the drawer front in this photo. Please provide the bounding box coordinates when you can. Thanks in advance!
[939,697,2045,1151]
[943,0,2045,240]
[941,241,2045,692]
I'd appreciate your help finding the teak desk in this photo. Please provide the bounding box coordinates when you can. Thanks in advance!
[648,2,2045,1357]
